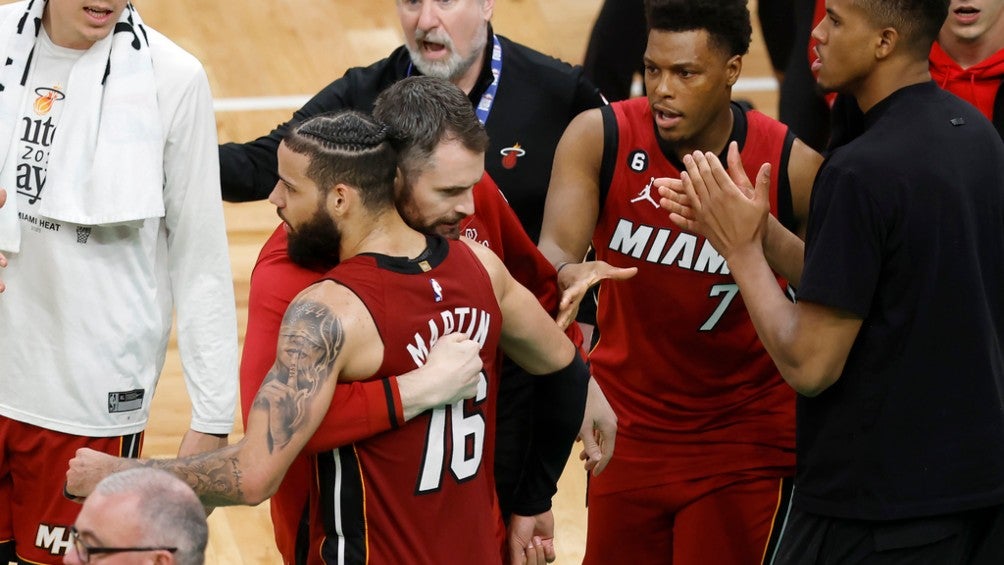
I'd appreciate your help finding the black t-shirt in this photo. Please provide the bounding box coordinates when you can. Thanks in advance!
[219,30,604,243]
[795,82,1004,520]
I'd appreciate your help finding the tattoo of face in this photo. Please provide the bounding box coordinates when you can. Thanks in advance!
[254,299,345,452]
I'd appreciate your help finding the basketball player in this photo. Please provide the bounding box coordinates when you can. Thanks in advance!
[219,0,613,526]
[537,0,823,562]
[67,110,589,565]
[239,77,603,564]
[662,0,1004,561]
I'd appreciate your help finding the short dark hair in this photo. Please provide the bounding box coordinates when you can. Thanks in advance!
[372,76,489,176]
[852,0,949,57]
[283,111,398,210]
[644,0,752,57]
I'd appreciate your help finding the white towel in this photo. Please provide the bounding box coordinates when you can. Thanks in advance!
[0,1,163,253]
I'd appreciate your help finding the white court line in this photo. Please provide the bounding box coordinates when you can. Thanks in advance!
[214,95,311,113]
[732,76,779,93]
[212,77,779,113]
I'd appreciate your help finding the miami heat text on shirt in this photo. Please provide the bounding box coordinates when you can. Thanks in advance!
[17,211,60,233]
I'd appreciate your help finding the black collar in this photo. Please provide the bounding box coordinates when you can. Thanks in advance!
[364,234,450,274]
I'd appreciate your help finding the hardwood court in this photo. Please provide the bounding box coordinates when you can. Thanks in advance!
[1,0,780,562]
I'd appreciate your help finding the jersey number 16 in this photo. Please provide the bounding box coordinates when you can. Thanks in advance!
[417,371,488,493]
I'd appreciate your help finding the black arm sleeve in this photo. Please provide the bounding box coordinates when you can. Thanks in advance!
[219,84,344,202]
[509,354,590,516]
[218,63,388,202]
[220,134,284,202]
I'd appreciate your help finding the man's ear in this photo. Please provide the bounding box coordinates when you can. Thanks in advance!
[725,54,743,88]
[482,0,495,21]
[327,183,352,216]
[875,27,898,60]
[393,167,405,196]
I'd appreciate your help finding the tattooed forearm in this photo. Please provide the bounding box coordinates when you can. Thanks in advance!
[139,448,246,506]
[253,298,346,453]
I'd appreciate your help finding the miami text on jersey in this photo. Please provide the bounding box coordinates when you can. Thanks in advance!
[606,218,731,275]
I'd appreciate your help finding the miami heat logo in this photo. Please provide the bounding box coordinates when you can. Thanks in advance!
[33,86,65,115]
[499,143,526,169]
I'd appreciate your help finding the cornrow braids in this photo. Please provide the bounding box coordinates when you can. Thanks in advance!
[284,111,399,210]
[297,117,392,150]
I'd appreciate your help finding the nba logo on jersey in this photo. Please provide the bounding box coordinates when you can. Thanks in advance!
[431,278,444,302]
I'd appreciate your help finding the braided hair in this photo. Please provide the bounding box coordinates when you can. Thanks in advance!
[283,111,399,210]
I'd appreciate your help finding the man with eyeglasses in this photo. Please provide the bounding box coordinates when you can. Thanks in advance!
[63,468,207,565]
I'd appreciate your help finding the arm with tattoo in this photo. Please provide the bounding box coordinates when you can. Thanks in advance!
[67,289,484,505]
[67,293,349,506]
[255,299,345,452]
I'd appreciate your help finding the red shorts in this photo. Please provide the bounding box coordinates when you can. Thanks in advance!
[0,416,143,564]
[584,472,793,565]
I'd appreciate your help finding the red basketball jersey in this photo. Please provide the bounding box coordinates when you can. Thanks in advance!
[309,237,505,564]
[589,98,796,495]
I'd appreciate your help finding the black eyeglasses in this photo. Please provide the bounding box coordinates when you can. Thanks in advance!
[69,526,177,563]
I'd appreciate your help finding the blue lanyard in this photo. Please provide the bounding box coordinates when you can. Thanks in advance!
[407,34,502,125]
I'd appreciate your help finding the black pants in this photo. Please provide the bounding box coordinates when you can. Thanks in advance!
[770,503,1004,564]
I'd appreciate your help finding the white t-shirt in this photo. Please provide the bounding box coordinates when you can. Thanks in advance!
[0,16,237,437]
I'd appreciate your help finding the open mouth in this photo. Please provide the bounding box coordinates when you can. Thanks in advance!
[952,5,981,24]
[811,47,822,73]
[419,39,451,59]
[653,107,683,129]
[421,40,446,51]
[83,6,114,23]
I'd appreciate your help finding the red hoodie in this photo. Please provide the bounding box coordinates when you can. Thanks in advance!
[930,41,1004,131]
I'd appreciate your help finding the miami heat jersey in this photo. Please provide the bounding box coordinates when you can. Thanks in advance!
[311,236,505,564]
[242,174,578,563]
[590,98,796,495]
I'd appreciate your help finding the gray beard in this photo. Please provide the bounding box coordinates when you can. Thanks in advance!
[406,29,487,83]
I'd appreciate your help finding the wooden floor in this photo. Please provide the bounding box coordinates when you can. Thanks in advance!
[0,0,780,562]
